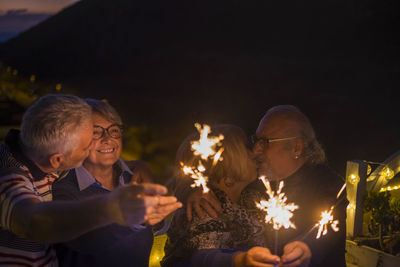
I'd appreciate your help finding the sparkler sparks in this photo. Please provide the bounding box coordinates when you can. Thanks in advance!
[191,123,224,160]
[313,182,344,239]
[315,206,339,239]
[180,123,224,193]
[257,176,299,230]
[180,161,210,193]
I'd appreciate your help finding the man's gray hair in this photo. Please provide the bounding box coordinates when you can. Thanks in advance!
[84,98,123,125]
[266,105,326,165]
[21,94,92,162]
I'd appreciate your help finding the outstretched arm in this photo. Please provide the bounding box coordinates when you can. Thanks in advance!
[9,183,181,243]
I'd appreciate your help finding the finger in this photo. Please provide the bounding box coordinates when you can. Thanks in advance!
[200,198,218,219]
[157,196,179,205]
[156,202,183,216]
[142,195,159,208]
[186,202,193,222]
[248,262,276,267]
[281,246,303,264]
[280,258,304,267]
[282,248,304,265]
[147,202,182,225]
[194,201,206,219]
[252,247,280,265]
[204,191,222,212]
[139,183,168,196]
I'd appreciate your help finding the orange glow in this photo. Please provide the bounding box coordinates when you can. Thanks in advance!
[315,206,339,239]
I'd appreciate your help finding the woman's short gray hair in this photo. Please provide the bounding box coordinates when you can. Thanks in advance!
[21,94,92,162]
[266,105,326,165]
[176,124,250,185]
[84,98,122,125]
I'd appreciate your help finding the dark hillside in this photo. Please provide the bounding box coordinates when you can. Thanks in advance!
[0,0,399,175]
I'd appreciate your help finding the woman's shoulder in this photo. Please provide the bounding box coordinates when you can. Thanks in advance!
[52,169,80,200]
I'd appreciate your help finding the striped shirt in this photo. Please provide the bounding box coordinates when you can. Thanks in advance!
[0,129,62,267]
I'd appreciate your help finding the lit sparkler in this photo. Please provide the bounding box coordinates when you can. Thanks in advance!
[257,176,298,255]
[257,176,299,230]
[191,123,224,160]
[313,183,345,239]
[180,123,224,193]
[180,161,210,193]
[315,206,339,239]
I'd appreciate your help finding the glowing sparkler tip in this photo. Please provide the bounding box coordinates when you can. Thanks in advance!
[257,178,298,230]
[181,123,225,194]
[315,206,340,239]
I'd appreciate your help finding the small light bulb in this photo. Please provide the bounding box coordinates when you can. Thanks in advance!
[348,174,360,185]
[380,167,394,180]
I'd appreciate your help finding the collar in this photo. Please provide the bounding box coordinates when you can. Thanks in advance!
[5,129,50,181]
[76,159,133,191]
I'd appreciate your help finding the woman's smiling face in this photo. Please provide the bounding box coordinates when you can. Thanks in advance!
[85,112,122,168]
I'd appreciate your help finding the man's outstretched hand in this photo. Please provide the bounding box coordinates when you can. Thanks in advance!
[109,183,182,226]
[186,188,222,221]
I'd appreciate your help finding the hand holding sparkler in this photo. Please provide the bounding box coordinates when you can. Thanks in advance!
[233,246,280,267]
[281,241,312,267]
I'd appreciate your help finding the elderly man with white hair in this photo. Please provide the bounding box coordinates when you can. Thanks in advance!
[0,94,181,266]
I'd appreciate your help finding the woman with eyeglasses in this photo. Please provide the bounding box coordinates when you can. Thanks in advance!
[52,98,155,267]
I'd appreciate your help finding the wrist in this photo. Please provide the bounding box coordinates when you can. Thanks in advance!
[103,190,123,225]
[233,251,246,267]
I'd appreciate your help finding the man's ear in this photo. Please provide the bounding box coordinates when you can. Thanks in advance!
[293,138,304,157]
[49,153,64,170]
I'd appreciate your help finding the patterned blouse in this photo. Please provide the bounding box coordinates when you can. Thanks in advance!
[162,186,268,266]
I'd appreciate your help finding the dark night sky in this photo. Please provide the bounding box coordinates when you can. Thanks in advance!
[1,0,399,178]
[0,0,78,41]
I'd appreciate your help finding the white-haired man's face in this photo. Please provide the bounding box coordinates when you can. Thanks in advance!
[253,114,301,180]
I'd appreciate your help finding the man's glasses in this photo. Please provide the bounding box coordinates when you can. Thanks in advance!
[250,135,297,147]
[93,124,123,140]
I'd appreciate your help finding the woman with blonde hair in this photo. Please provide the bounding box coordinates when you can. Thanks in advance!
[162,124,268,266]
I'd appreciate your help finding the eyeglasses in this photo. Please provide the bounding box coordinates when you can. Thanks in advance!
[93,124,123,140]
[250,135,297,147]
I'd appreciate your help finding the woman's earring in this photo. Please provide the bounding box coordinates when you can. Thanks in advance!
[295,155,299,159]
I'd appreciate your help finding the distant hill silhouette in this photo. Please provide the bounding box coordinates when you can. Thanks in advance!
[0,0,399,175]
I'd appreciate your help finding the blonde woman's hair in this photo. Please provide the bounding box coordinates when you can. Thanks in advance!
[176,124,250,185]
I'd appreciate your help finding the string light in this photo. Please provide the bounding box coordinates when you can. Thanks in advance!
[380,167,394,180]
[380,185,400,192]
[348,174,360,185]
